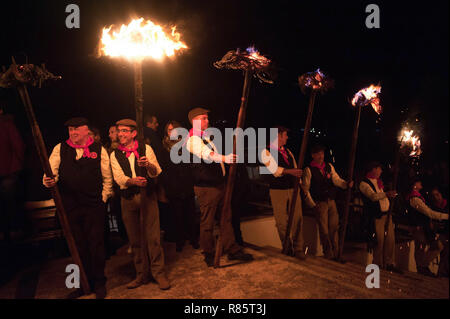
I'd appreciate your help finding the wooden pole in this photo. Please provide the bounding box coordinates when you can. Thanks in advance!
[16,85,91,294]
[338,103,362,260]
[385,140,402,233]
[282,90,317,255]
[214,69,253,267]
[133,60,150,279]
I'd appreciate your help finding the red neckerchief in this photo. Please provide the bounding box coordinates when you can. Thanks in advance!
[437,199,448,210]
[183,128,207,146]
[366,172,384,190]
[406,190,426,203]
[310,160,326,176]
[66,136,94,158]
[269,143,290,166]
[118,140,140,159]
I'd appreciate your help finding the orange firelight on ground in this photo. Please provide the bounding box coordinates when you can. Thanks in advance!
[98,17,187,61]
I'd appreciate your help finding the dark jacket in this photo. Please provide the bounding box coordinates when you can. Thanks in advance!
[0,114,25,177]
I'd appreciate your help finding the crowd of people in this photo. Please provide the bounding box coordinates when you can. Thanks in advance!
[0,102,448,299]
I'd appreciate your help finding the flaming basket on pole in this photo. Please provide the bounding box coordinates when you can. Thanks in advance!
[213,46,273,267]
[338,84,382,260]
[386,127,421,232]
[0,59,92,294]
[282,68,333,255]
[97,17,187,274]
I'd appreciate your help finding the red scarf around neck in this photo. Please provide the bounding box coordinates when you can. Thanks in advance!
[406,190,425,203]
[118,140,140,159]
[437,199,448,210]
[269,143,290,166]
[366,172,384,190]
[66,136,94,158]
[310,160,326,176]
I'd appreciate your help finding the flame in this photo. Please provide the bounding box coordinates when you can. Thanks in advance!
[351,84,382,114]
[99,18,187,61]
[245,47,271,67]
[312,68,324,89]
[400,129,422,157]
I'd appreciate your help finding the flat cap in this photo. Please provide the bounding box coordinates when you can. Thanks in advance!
[188,107,210,124]
[116,118,137,128]
[64,117,89,127]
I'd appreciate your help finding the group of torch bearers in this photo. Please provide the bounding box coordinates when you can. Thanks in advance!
[0,17,448,299]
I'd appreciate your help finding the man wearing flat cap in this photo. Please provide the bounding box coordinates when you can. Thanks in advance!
[43,117,113,299]
[109,119,170,290]
[359,161,402,273]
[186,107,253,267]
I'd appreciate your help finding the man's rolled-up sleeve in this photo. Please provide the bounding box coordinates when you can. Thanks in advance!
[146,144,162,178]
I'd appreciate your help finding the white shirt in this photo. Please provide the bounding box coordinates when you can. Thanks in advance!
[186,135,226,176]
[409,197,449,221]
[110,144,162,190]
[261,147,298,177]
[359,178,390,212]
[302,163,347,208]
[43,143,113,203]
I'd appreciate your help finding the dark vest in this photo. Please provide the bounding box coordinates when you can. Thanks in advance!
[408,196,432,227]
[190,138,225,187]
[267,147,295,190]
[309,163,336,202]
[113,148,152,199]
[58,141,103,208]
[360,178,385,219]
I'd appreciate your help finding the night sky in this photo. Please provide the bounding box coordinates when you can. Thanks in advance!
[1,0,448,194]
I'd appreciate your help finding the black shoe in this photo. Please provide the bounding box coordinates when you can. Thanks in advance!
[66,289,84,299]
[417,266,436,277]
[323,250,334,260]
[95,285,107,299]
[191,241,200,249]
[294,251,307,261]
[203,252,215,267]
[334,256,347,264]
[386,264,404,274]
[227,250,254,262]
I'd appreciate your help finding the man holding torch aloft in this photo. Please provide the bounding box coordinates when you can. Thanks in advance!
[43,117,113,299]
[110,119,169,290]
[302,145,352,261]
[186,108,253,267]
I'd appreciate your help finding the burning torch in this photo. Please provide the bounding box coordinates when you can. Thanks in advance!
[338,84,382,260]
[282,68,334,256]
[213,46,273,267]
[97,17,187,274]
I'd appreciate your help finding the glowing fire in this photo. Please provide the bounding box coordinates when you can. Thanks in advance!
[245,47,271,67]
[351,84,382,114]
[400,129,421,157]
[98,18,187,61]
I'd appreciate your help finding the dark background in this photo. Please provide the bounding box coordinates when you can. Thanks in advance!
[1,0,448,198]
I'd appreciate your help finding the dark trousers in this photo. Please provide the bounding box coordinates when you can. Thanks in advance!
[66,202,106,289]
[194,185,241,255]
[169,196,199,246]
[0,173,21,238]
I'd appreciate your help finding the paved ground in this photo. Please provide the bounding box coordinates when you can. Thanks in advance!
[0,241,448,299]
